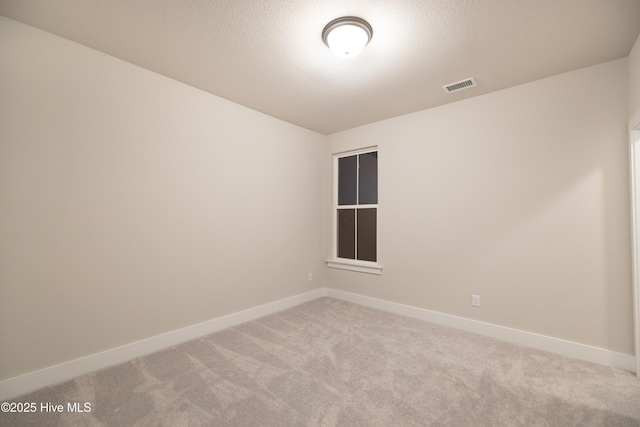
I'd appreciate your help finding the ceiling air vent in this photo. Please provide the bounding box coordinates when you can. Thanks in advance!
[443,77,477,94]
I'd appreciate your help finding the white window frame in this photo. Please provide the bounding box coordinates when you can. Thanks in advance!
[326,147,382,275]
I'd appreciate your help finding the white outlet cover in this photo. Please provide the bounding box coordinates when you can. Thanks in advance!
[472,295,480,307]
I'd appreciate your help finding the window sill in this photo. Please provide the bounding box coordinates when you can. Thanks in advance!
[326,258,383,275]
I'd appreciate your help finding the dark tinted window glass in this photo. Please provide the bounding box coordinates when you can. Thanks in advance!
[337,209,355,259]
[338,155,357,205]
[358,152,378,204]
[357,208,377,262]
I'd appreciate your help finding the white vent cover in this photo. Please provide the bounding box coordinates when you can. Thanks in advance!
[443,77,477,93]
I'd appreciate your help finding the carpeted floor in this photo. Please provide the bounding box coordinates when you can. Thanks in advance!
[2,297,640,426]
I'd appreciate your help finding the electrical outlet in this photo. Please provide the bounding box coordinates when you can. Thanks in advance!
[308,273,313,282]
[471,295,480,307]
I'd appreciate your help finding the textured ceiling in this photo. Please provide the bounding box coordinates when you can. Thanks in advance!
[1,0,639,134]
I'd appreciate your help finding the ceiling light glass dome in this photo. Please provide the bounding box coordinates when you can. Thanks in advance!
[322,17,372,59]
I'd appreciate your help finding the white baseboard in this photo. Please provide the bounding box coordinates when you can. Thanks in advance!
[325,288,637,374]
[2,286,635,401]
[0,288,326,401]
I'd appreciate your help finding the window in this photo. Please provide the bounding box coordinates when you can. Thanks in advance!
[328,149,382,274]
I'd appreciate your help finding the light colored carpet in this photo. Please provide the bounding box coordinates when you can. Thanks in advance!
[2,297,640,426]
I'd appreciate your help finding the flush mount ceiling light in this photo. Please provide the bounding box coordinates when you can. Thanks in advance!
[322,16,372,59]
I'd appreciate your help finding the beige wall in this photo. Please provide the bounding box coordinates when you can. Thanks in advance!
[630,33,640,118]
[326,58,634,354]
[0,17,325,380]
